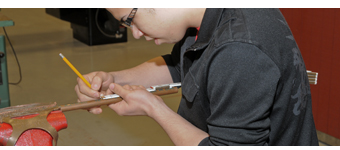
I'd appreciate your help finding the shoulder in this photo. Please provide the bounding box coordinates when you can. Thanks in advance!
[205,42,280,76]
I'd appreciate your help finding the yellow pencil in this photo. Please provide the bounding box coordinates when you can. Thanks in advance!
[59,53,91,88]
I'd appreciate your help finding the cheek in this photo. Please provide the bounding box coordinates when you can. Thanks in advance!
[135,20,187,43]
[155,23,183,41]
[168,28,187,43]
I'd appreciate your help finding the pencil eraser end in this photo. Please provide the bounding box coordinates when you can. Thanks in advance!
[59,53,64,58]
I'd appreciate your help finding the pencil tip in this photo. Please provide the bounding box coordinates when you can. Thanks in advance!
[59,53,64,58]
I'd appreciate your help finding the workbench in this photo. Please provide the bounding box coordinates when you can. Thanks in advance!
[0,12,14,108]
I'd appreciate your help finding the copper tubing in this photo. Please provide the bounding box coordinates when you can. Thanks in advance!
[58,87,179,112]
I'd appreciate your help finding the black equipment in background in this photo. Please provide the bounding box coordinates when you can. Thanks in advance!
[46,8,127,46]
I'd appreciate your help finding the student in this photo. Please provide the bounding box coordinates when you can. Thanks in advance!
[75,8,319,146]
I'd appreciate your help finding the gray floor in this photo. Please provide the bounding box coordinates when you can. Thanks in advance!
[1,8,181,146]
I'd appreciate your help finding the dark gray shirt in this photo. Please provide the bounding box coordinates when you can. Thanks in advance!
[162,8,318,145]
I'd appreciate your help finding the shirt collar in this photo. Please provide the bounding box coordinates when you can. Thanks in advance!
[187,8,224,52]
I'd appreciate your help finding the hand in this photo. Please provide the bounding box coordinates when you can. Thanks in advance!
[107,83,209,146]
[107,83,163,117]
[75,71,114,114]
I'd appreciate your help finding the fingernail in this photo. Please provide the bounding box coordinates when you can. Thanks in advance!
[110,83,115,90]
[94,92,99,98]
[94,109,101,114]
[92,84,98,90]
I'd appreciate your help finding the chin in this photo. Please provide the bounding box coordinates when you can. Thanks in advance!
[156,37,180,45]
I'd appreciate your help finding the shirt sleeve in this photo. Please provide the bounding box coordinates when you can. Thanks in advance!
[200,42,281,145]
[162,28,198,83]
[161,41,182,83]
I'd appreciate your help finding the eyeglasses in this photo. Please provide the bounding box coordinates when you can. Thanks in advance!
[120,8,138,28]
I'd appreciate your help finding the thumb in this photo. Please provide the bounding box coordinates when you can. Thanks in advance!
[109,83,129,98]
[91,76,102,91]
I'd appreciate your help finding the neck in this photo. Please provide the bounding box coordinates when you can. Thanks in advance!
[187,8,206,28]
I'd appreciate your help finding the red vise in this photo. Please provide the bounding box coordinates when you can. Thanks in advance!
[0,110,67,146]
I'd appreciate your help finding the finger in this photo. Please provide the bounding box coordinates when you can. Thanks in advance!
[94,72,114,90]
[76,98,103,114]
[110,83,130,98]
[90,71,111,90]
[139,85,146,89]
[130,85,138,90]
[91,76,103,91]
[88,107,103,114]
[105,88,114,95]
[107,83,129,115]
[108,100,128,116]
[131,85,145,90]
[75,84,97,101]
[99,91,106,99]
[77,77,100,98]
[123,84,133,90]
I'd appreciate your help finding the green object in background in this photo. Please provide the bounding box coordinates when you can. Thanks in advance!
[0,35,10,108]
[0,13,14,108]
[0,13,14,27]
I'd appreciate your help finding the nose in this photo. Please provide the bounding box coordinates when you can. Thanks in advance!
[131,25,144,39]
